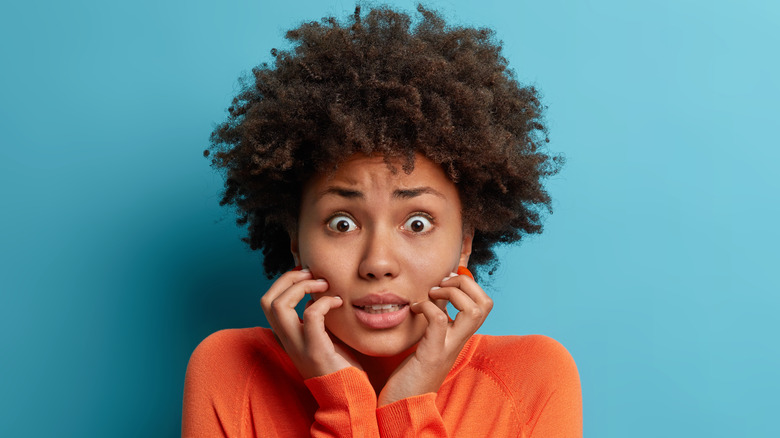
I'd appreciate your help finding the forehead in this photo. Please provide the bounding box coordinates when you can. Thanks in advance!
[305,153,456,196]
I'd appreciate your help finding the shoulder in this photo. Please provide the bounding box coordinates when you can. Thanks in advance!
[183,327,286,436]
[469,335,582,434]
[470,334,580,395]
[476,334,577,370]
[188,327,276,363]
[185,327,282,388]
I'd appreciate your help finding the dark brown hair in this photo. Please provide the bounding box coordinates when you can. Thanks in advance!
[207,4,562,279]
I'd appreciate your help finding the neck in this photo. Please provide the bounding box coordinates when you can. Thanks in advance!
[349,344,417,395]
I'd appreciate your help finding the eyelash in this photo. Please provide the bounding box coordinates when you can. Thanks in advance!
[324,212,436,234]
[402,212,435,234]
[326,212,358,233]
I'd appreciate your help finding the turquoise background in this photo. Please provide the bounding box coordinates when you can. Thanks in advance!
[1,0,778,436]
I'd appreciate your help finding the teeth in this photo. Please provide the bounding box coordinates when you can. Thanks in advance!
[360,304,404,314]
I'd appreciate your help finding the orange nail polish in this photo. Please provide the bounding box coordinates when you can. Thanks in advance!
[456,266,474,280]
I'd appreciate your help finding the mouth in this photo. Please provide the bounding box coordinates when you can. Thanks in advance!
[354,303,407,314]
[351,293,410,329]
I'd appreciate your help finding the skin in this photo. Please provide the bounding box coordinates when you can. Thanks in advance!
[260,153,493,406]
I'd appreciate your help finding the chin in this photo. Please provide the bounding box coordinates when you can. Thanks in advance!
[332,326,424,358]
[325,308,427,357]
[351,338,418,358]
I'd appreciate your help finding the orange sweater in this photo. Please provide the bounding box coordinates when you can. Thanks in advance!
[182,327,581,437]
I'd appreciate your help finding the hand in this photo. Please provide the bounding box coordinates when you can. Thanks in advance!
[260,268,362,379]
[377,272,493,406]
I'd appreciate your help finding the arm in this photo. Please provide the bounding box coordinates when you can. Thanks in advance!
[305,367,380,436]
[377,271,492,407]
[373,270,493,437]
[376,393,448,438]
[181,327,379,438]
[262,269,381,437]
[305,369,452,438]
[262,269,491,437]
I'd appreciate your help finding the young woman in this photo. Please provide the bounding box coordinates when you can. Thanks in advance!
[183,5,581,437]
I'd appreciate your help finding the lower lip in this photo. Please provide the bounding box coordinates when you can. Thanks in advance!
[353,305,410,329]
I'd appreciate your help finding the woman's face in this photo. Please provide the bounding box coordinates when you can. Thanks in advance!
[293,153,472,357]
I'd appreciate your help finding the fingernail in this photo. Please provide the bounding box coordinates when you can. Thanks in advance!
[315,278,327,282]
[442,277,451,282]
[301,268,310,273]
[449,272,458,277]
[431,286,441,290]
[334,296,342,300]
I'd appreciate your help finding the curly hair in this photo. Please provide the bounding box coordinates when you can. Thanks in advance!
[207,4,562,279]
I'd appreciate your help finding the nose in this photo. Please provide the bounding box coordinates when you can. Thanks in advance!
[358,227,400,280]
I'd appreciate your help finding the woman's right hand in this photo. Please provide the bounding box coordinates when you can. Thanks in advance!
[260,268,362,379]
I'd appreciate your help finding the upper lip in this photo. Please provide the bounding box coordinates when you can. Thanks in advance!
[351,293,408,307]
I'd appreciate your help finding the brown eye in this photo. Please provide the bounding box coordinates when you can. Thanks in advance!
[327,215,357,233]
[403,215,433,233]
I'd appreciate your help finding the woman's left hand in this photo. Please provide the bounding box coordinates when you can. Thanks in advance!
[377,272,493,406]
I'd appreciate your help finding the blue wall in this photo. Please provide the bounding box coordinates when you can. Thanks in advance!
[1,0,778,436]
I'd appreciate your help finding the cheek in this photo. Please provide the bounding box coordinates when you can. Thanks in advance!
[299,238,352,283]
[407,238,463,273]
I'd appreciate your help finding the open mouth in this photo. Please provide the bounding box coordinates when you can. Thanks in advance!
[352,300,411,329]
[354,304,408,314]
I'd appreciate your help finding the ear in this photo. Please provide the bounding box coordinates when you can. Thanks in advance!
[459,229,473,267]
[289,231,301,267]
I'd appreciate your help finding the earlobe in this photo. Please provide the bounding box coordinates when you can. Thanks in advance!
[459,230,473,267]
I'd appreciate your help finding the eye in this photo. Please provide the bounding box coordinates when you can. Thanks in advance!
[402,214,433,233]
[327,215,358,233]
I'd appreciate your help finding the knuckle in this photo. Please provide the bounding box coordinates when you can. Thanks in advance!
[432,313,449,325]
[302,306,321,321]
[270,298,285,314]
[260,293,275,307]
[467,307,483,319]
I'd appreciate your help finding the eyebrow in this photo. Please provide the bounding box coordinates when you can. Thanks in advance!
[316,187,364,200]
[315,186,445,201]
[393,187,446,200]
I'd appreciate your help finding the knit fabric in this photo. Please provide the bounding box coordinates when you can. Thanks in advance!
[182,327,581,437]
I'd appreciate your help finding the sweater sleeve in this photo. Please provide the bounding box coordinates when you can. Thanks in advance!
[305,370,451,437]
[304,367,381,437]
[376,393,448,438]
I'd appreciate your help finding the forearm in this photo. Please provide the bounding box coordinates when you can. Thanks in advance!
[305,368,451,438]
[377,393,449,438]
[305,367,381,437]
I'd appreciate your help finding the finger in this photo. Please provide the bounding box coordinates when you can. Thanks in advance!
[440,275,493,314]
[429,285,472,309]
[271,278,329,335]
[410,300,449,344]
[302,296,343,353]
[260,269,314,313]
[429,286,478,316]
[261,271,306,345]
[263,277,328,352]
[429,286,485,338]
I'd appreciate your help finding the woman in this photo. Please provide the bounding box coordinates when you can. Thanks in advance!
[183,5,581,437]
